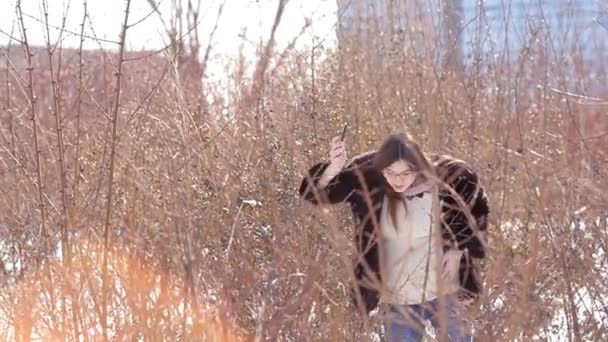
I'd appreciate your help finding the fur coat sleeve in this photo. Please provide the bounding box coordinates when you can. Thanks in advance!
[298,152,376,205]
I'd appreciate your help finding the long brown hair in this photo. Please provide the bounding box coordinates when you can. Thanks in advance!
[372,132,434,228]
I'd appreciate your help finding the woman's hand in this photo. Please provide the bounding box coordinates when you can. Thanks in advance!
[442,249,464,283]
[317,135,348,188]
[328,135,347,172]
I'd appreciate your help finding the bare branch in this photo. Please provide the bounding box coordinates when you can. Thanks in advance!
[550,87,607,102]
[122,20,201,62]
[41,0,70,263]
[101,0,132,340]
[200,1,225,79]
[19,10,120,45]
[129,0,166,29]
[595,18,608,33]
[72,0,88,208]
[0,28,24,44]
[146,0,172,38]
[15,0,48,244]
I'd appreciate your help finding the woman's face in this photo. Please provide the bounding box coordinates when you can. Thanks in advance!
[382,160,418,193]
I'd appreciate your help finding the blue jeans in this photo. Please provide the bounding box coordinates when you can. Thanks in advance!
[383,296,473,342]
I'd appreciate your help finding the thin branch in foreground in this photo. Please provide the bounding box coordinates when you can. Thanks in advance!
[0,27,24,44]
[19,10,120,45]
[101,0,132,340]
[15,0,54,339]
[42,0,74,336]
[550,87,607,102]
[200,1,225,80]
[595,19,608,33]
[129,0,166,29]
[122,20,201,62]
[15,0,48,246]
[72,0,88,208]
[3,20,17,155]
[41,0,70,265]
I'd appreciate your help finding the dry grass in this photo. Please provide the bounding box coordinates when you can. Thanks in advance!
[0,0,607,341]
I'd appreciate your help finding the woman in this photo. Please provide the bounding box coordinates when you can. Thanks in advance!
[298,132,489,341]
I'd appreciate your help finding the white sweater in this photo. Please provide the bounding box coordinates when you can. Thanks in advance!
[379,192,459,305]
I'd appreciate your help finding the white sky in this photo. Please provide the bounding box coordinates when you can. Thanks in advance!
[0,0,338,58]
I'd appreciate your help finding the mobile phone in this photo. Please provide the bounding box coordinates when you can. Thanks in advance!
[340,124,348,141]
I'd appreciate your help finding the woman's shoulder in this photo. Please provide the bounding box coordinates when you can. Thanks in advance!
[428,153,469,169]
[428,153,480,184]
[429,154,488,210]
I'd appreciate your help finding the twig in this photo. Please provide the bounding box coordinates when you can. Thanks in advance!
[72,0,88,208]
[118,57,175,137]
[85,12,121,70]
[101,0,132,340]
[595,18,608,33]
[42,0,70,265]
[145,0,172,39]
[0,48,30,88]
[19,11,120,44]
[244,0,289,134]
[313,282,340,306]
[16,0,54,338]
[0,28,24,44]
[122,20,201,62]
[16,0,48,245]
[224,203,244,260]
[42,0,73,335]
[549,87,607,102]
[4,21,17,155]
[200,2,225,80]
[128,0,166,28]
[268,19,311,78]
